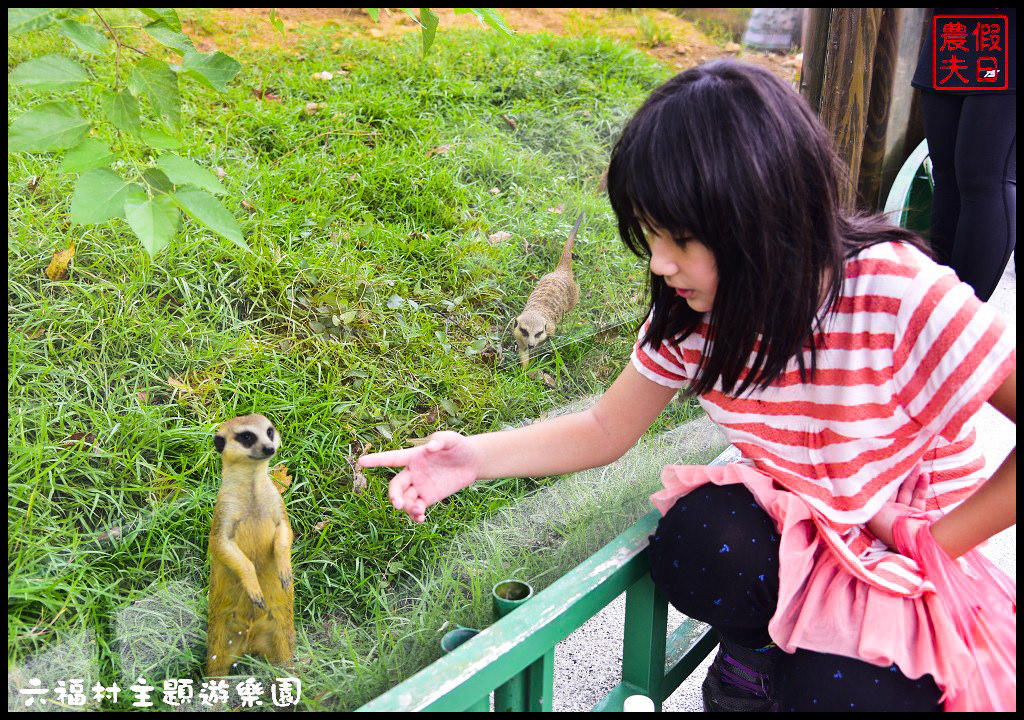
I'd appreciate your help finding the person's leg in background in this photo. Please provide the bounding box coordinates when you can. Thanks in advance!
[920,91,1016,300]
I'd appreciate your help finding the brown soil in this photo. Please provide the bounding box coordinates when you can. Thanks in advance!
[184,8,800,84]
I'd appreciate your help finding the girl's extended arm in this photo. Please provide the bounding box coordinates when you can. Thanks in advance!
[472,362,678,479]
[869,369,1016,558]
[359,362,678,522]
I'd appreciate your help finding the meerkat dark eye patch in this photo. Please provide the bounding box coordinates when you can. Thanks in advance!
[534,331,543,338]
[214,436,226,453]
[236,431,257,447]
[267,427,275,441]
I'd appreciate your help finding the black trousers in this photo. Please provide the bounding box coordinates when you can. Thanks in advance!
[919,91,1016,301]
[647,483,943,711]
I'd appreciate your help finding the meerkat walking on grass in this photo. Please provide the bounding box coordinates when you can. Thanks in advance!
[513,213,583,367]
[207,414,295,677]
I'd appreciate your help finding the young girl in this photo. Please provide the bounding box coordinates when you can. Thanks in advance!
[359,61,1016,712]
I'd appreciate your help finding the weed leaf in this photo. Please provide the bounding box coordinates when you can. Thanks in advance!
[140,128,183,149]
[69,168,146,224]
[143,20,194,55]
[7,101,91,152]
[56,18,111,55]
[137,8,182,32]
[101,88,141,134]
[58,138,115,174]
[129,58,180,131]
[183,50,241,92]
[171,187,248,252]
[156,154,226,195]
[124,195,180,257]
[8,8,66,35]
[419,8,439,54]
[10,55,90,91]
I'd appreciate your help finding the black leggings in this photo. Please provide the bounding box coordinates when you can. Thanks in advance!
[919,91,1016,301]
[647,483,943,712]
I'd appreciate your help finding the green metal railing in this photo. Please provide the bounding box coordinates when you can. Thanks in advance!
[883,139,932,234]
[358,446,740,712]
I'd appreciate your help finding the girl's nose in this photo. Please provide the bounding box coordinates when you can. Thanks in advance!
[649,253,677,278]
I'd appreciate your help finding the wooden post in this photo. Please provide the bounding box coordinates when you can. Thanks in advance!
[817,8,884,210]
[858,8,899,209]
[801,8,929,212]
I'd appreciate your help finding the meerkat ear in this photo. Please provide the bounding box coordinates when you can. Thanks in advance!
[214,436,226,453]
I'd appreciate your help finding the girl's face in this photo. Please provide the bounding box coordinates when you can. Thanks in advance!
[645,227,718,313]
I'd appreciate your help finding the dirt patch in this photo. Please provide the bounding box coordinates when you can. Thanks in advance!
[185,8,799,84]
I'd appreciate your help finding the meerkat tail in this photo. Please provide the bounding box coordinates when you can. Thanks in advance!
[557,213,584,271]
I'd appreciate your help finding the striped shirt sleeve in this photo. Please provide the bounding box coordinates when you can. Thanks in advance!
[630,309,689,389]
[892,257,1016,443]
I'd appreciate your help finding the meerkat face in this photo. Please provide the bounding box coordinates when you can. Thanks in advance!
[214,414,280,463]
[513,310,549,350]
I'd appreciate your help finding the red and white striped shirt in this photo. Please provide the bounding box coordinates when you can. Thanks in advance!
[632,241,1015,594]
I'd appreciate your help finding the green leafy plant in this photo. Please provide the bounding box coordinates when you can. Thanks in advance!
[368,8,514,55]
[7,8,244,258]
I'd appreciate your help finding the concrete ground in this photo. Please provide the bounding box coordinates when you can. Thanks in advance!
[551,255,1017,712]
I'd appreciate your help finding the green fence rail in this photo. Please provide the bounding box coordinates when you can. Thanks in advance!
[882,139,932,235]
[358,446,740,712]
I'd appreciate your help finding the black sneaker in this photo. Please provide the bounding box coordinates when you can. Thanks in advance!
[702,640,778,712]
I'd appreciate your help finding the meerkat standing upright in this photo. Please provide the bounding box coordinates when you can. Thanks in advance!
[206,414,295,677]
[513,213,583,366]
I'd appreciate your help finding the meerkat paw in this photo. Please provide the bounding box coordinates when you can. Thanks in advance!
[279,569,293,590]
[246,587,267,610]
[518,351,530,368]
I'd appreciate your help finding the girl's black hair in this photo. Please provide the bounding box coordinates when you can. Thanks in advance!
[607,60,929,398]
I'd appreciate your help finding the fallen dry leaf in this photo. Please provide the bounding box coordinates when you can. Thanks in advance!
[725,41,742,52]
[346,444,371,494]
[500,114,517,130]
[271,464,293,494]
[95,526,124,545]
[489,187,501,195]
[314,519,330,532]
[215,167,227,179]
[547,203,565,214]
[487,231,512,245]
[304,102,322,115]
[426,144,451,158]
[241,200,257,213]
[312,71,334,81]
[136,391,150,405]
[45,242,75,281]
[59,431,98,449]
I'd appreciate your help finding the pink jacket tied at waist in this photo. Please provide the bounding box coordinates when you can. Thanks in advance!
[651,462,1016,711]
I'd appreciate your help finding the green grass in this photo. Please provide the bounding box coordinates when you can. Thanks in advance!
[8,14,703,710]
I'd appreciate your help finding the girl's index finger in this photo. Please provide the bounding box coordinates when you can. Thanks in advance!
[358,447,418,468]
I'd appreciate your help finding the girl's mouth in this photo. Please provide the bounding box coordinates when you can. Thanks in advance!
[675,288,694,299]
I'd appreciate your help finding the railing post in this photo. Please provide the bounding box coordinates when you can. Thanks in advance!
[492,580,554,711]
[621,570,668,710]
